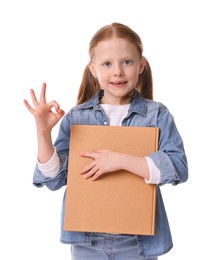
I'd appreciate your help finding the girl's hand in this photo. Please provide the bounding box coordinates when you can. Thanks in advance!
[23,83,65,135]
[79,149,123,181]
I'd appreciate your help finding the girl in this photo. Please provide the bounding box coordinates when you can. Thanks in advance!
[24,22,188,260]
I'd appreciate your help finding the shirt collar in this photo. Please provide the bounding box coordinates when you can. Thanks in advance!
[79,89,148,116]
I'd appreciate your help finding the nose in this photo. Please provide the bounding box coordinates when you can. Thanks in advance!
[113,64,123,77]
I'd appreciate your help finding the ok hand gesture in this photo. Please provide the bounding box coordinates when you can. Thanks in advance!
[23,83,65,135]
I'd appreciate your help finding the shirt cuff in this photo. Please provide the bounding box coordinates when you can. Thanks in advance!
[144,156,160,184]
[37,147,60,178]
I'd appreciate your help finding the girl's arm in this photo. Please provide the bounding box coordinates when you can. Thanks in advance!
[79,150,151,181]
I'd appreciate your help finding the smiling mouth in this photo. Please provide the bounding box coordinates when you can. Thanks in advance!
[110,81,128,86]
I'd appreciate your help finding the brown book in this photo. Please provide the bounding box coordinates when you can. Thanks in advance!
[64,125,159,235]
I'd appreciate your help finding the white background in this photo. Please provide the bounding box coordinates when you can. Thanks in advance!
[0,0,219,259]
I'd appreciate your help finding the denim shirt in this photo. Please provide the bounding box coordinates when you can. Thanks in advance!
[33,90,188,258]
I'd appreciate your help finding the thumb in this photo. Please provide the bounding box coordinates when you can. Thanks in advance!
[57,108,65,119]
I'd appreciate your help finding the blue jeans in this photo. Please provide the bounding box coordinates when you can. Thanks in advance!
[71,233,158,260]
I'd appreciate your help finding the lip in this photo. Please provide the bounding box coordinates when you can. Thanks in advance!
[110,81,128,87]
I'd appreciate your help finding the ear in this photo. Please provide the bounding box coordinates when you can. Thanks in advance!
[88,62,97,78]
[139,57,147,74]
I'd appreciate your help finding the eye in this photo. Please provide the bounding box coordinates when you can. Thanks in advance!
[103,61,112,68]
[123,59,132,66]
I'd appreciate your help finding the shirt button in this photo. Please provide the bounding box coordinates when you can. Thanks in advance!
[103,121,107,125]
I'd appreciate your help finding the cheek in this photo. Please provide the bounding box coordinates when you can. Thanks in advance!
[128,68,140,79]
[96,74,107,87]
[97,70,109,82]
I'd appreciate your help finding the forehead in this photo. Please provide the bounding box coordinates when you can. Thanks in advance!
[93,37,139,58]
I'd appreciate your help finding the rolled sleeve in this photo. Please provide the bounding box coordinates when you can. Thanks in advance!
[144,156,160,184]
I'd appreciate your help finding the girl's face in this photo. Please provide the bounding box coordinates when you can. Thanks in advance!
[89,37,146,105]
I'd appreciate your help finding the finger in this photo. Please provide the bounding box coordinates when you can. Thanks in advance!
[47,100,65,117]
[91,170,101,181]
[57,108,65,116]
[23,99,35,113]
[55,108,65,120]
[92,167,106,181]
[79,151,97,159]
[47,100,60,111]
[84,167,99,179]
[30,88,39,107]
[40,83,47,103]
[80,162,96,175]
